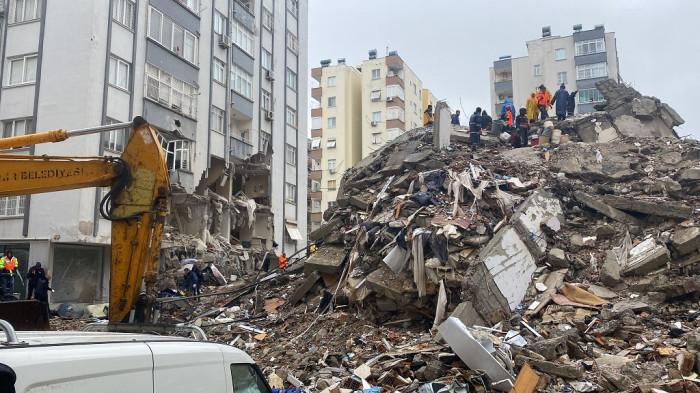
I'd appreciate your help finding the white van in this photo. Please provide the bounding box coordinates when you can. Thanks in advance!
[0,320,273,393]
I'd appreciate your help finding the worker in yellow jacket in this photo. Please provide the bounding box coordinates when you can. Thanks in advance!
[526,91,539,122]
[0,251,18,296]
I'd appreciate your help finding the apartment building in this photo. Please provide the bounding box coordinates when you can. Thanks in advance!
[489,24,619,117]
[0,0,307,303]
[309,50,433,231]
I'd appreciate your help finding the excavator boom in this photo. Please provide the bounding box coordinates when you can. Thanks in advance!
[0,117,170,324]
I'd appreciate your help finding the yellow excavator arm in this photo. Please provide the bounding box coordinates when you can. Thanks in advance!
[0,117,170,322]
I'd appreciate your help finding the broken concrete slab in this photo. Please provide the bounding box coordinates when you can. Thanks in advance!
[438,317,514,391]
[527,336,568,361]
[632,97,658,120]
[574,191,641,226]
[435,301,486,342]
[587,284,618,299]
[609,300,650,314]
[474,226,537,314]
[366,265,413,304]
[402,150,432,169]
[514,355,583,379]
[349,195,371,211]
[310,218,343,241]
[599,195,693,219]
[510,189,565,258]
[433,101,452,150]
[623,240,670,276]
[672,227,700,255]
[304,246,345,275]
[600,250,621,288]
[547,248,568,268]
[289,271,321,305]
[679,168,700,182]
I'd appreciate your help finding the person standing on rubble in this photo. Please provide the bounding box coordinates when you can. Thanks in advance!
[468,107,482,151]
[502,105,514,129]
[181,268,198,295]
[567,90,579,117]
[278,253,287,269]
[480,110,492,132]
[526,91,539,122]
[551,83,570,121]
[516,107,530,147]
[450,110,460,126]
[536,85,551,120]
[423,105,434,127]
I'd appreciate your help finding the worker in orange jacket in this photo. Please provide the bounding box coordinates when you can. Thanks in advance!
[0,251,18,296]
[278,253,287,269]
[536,85,551,120]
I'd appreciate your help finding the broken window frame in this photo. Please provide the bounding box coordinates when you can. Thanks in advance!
[259,130,271,153]
[158,134,191,172]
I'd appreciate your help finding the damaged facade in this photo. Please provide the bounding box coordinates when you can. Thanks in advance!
[0,0,308,303]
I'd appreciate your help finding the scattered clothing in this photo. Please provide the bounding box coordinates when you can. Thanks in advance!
[551,83,570,121]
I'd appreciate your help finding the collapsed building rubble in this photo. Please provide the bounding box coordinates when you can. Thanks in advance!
[51,81,700,393]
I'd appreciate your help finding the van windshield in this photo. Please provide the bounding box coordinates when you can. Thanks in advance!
[230,364,269,393]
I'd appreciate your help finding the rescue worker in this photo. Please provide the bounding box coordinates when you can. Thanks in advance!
[500,99,516,124]
[515,107,530,147]
[502,105,514,128]
[526,91,539,122]
[423,105,434,127]
[181,268,198,295]
[26,262,46,299]
[468,107,482,152]
[536,85,551,120]
[278,253,287,269]
[480,110,492,132]
[550,83,570,121]
[450,110,461,126]
[567,90,579,117]
[0,251,17,297]
[34,275,53,304]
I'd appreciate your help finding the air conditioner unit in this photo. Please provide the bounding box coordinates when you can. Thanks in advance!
[219,35,231,48]
[371,121,377,127]
[386,96,393,101]
[266,70,275,81]
[265,111,274,121]
[329,168,336,174]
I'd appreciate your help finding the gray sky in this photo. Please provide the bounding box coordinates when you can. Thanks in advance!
[308,0,699,138]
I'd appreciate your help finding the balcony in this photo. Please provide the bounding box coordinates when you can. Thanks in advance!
[310,169,322,180]
[386,119,405,130]
[310,191,322,200]
[230,136,253,160]
[311,107,322,117]
[493,58,512,73]
[386,54,404,72]
[386,75,404,88]
[310,149,322,160]
[494,80,513,95]
[386,97,404,110]
[311,129,322,138]
[311,86,322,102]
[311,67,322,82]
[310,212,323,222]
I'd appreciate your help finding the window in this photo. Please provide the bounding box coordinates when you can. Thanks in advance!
[176,0,199,14]
[385,85,405,100]
[259,131,271,153]
[372,111,381,122]
[262,50,272,71]
[534,64,541,76]
[327,117,336,128]
[261,90,271,112]
[286,68,297,91]
[557,72,568,85]
[576,62,608,80]
[576,38,605,56]
[112,0,135,29]
[327,76,336,87]
[310,138,321,150]
[232,20,254,55]
[327,180,336,190]
[326,138,336,149]
[109,56,130,90]
[288,0,298,16]
[578,88,605,103]
[328,159,336,173]
[371,69,380,80]
[413,102,418,114]
[286,106,297,128]
[287,31,298,54]
[2,118,33,139]
[285,144,296,165]
[386,107,405,122]
[311,181,320,192]
[231,65,253,99]
[160,138,191,171]
[8,0,42,24]
[370,89,381,101]
[555,48,566,61]
[262,8,274,31]
[8,54,37,85]
[145,63,198,118]
[230,365,269,393]
[311,199,322,212]
[0,196,26,217]
[372,136,381,145]
[285,183,296,203]
[213,58,225,84]
[104,118,128,152]
[328,96,336,107]
[211,106,224,134]
[311,117,321,129]
[213,11,226,36]
[147,7,199,64]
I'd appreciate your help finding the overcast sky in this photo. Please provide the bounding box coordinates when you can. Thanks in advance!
[308,0,699,138]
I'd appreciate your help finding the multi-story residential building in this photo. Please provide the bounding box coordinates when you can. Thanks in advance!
[489,24,619,117]
[309,50,433,231]
[0,0,307,303]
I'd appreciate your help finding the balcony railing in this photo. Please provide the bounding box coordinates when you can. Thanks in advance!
[231,136,253,159]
